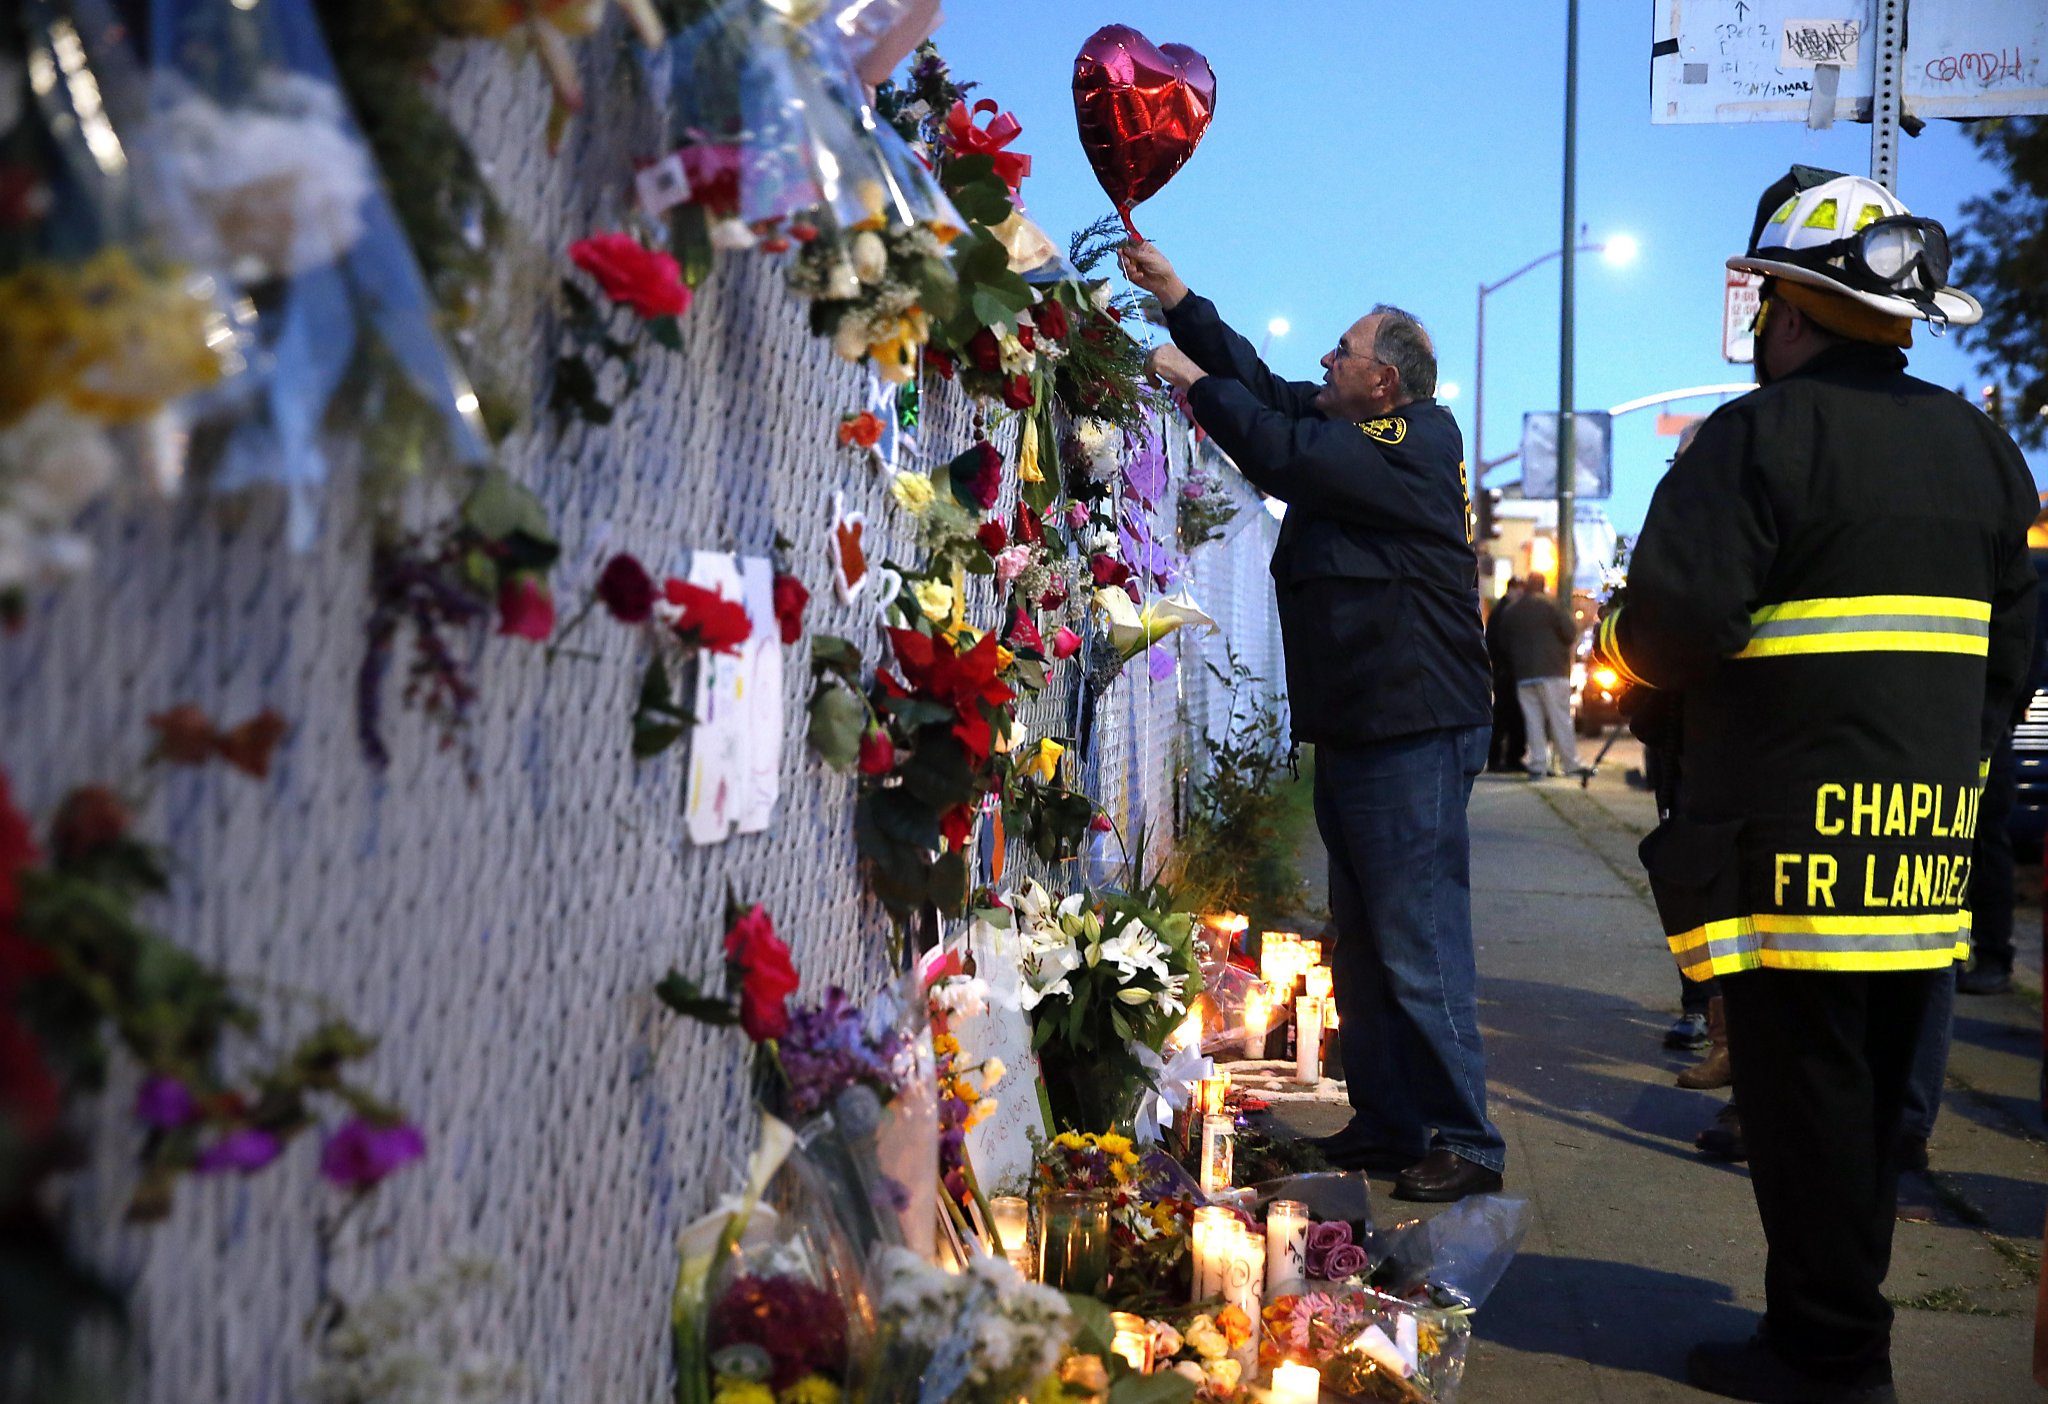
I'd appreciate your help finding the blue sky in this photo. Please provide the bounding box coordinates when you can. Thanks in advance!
[937,1,2044,536]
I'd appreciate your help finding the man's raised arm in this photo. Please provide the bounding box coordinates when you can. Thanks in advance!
[1117,242,1322,418]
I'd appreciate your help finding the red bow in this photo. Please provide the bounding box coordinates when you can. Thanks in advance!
[944,99,1032,192]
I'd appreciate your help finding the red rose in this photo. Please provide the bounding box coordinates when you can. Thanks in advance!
[837,411,883,449]
[927,348,956,380]
[1089,812,1114,833]
[857,726,896,776]
[723,905,799,1042]
[568,232,691,319]
[1035,300,1070,341]
[772,573,810,646]
[966,327,1002,374]
[1016,324,1035,351]
[956,442,1003,511]
[0,773,39,932]
[51,785,129,865]
[1089,554,1131,588]
[596,553,657,624]
[664,580,753,655]
[939,804,976,851]
[976,521,1008,554]
[497,575,555,641]
[1052,626,1082,660]
[1001,375,1035,411]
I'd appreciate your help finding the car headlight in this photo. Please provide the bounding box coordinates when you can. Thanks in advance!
[1593,667,1619,690]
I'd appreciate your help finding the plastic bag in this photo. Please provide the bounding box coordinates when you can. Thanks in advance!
[868,1246,1075,1404]
[1248,1171,1373,1236]
[1194,961,1272,1060]
[147,0,487,548]
[675,1117,875,1404]
[0,2,247,601]
[1367,1195,1528,1311]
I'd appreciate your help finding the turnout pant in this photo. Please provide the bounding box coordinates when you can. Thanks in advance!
[1516,677,1579,775]
[1721,968,1945,1383]
[1316,726,1505,1172]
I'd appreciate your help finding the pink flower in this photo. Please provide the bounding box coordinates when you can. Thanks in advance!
[1089,812,1113,833]
[320,1118,427,1190]
[1064,501,1090,530]
[993,546,1034,592]
[1006,608,1043,652]
[497,575,555,641]
[195,1127,282,1175]
[1053,626,1082,660]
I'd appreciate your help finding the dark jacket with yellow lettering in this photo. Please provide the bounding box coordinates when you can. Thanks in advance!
[1167,294,1492,746]
[1595,342,2037,978]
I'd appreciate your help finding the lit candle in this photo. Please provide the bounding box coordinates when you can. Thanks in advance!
[1260,932,1299,990]
[1271,1361,1321,1404]
[1299,939,1323,968]
[1110,1311,1151,1372]
[990,1196,1030,1256]
[1295,997,1323,1085]
[1225,1226,1264,1373]
[1242,985,1271,1058]
[1304,965,1333,1001]
[1265,1199,1309,1294]
[1199,1106,1235,1195]
[1191,1206,1234,1302]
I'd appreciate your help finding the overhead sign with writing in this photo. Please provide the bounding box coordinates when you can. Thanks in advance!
[1651,0,2048,123]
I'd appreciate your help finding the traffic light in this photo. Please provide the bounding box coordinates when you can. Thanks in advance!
[1481,488,1504,540]
[1982,384,2005,428]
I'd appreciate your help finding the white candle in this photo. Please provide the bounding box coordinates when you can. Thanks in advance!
[1271,1361,1321,1404]
[1199,1112,1235,1196]
[1305,965,1333,1001]
[1191,1206,1233,1302]
[1265,1200,1309,1294]
[1295,997,1324,1084]
[990,1196,1030,1255]
[1242,986,1271,1058]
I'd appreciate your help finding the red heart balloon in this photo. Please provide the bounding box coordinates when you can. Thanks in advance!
[1072,24,1216,240]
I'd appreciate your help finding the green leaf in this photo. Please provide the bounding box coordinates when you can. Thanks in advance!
[654,971,739,1024]
[1064,1292,1116,1358]
[930,850,968,913]
[633,720,687,759]
[898,733,974,809]
[1109,1370,1198,1404]
[812,634,863,678]
[869,786,942,850]
[807,686,866,769]
[647,316,684,351]
[549,356,612,425]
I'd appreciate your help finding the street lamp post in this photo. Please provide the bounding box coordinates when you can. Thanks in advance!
[1558,0,1581,606]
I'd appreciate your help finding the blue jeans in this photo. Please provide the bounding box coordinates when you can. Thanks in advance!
[1316,726,1506,1172]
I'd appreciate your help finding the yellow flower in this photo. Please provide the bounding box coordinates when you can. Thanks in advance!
[778,1375,840,1404]
[1025,738,1065,784]
[958,1080,980,1104]
[1017,415,1043,483]
[1053,1131,1085,1150]
[1185,1315,1228,1361]
[712,1380,776,1404]
[890,471,936,515]
[1098,1132,1133,1157]
[935,1032,961,1058]
[994,645,1016,672]
[914,579,955,620]
[1202,1358,1243,1395]
[981,1056,1006,1088]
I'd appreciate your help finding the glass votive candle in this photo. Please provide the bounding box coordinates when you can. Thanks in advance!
[1038,1190,1112,1296]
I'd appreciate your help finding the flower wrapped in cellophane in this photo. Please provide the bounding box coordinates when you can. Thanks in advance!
[675,1116,875,1404]
[775,975,939,1263]
[866,1246,1073,1404]
[146,0,489,548]
[1260,1287,1470,1404]
[0,4,248,616]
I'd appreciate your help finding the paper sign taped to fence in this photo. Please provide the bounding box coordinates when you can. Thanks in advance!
[1779,19,1860,68]
[686,552,784,845]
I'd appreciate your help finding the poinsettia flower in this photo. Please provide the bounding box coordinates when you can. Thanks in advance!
[723,904,799,1041]
[569,232,690,319]
[498,575,555,641]
[1005,608,1043,653]
[663,580,752,655]
[772,573,809,645]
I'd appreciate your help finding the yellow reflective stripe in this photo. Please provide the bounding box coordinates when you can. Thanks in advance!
[1979,758,1992,782]
[1595,612,1649,687]
[1668,910,1971,980]
[1803,197,1840,230]
[1750,595,1990,623]
[1736,631,1989,659]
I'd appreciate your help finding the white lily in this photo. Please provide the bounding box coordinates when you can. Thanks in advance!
[1095,587,1219,661]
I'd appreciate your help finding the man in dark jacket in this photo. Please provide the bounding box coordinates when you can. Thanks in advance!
[1593,169,2037,1404]
[1485,579,1529,772]
[1499,572,1583,777]
[1121,240,1504,1203]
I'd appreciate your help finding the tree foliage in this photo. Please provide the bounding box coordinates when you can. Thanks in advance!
[1954,117,2048,447]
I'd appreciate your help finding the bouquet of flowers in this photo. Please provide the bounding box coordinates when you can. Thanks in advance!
[1005,880,1204,1134]
[867,1247,1073,1404]
[1177,454,1241,550]
[1261,1288,1471,1404]
[1142,1307,1255,1400]
[787,221,952,383]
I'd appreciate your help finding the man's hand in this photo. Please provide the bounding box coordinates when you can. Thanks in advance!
[1117,240,1190,311]
[1145,344,1206,392]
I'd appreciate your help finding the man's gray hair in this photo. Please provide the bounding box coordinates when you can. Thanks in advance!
[1370,304,1438,400]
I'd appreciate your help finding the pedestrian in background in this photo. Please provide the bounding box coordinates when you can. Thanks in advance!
[1500,573,1583,779]
[1594,168,2035,1404]
[1120,237,1506,1204]
[1486,578,1529,773]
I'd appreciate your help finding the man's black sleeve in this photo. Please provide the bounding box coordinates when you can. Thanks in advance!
[1165,294,1323,418]
[1184,376,1444,531]
[1983,441,2040,751]
[1602,407,1777,691]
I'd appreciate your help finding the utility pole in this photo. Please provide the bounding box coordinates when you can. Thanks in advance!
[1556,0,1579,605]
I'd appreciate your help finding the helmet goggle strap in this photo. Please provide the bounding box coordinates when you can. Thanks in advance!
[1774,215,1951,309]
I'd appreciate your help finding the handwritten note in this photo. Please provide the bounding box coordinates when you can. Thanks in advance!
[1780,18,1861,68]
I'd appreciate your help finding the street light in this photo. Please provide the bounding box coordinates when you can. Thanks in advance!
[1258,316,1291,358]
[1438,380,1462,403]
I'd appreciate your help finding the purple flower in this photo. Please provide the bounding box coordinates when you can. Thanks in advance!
[195,1127,282,1174]
[778,987,909,1117]
[1306,1220,1353,1253]
[1065,501,1090,530]
[1323,1243,1370,1280]
[1147,646,1177,682]
[319,1117,426,1190]
[135,1074,198,1130]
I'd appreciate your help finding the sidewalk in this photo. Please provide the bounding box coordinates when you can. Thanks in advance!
[1271,736,2047,1402]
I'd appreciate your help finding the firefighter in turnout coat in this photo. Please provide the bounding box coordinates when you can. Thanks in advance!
[1594,169,2037,1403]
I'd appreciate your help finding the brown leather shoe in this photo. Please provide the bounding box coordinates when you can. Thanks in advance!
[1695,1103,1746,1161]
[1391,1149,1504,1202]
[1676,995,1732,1090]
